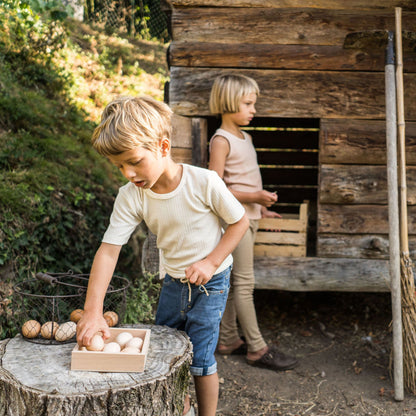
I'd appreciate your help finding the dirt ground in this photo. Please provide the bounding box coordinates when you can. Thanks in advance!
[193,290,416,416]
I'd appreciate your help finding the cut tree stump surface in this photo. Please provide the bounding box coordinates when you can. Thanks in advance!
[0,324,192,416]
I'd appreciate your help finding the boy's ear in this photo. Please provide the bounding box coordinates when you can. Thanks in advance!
[160,137,171,156]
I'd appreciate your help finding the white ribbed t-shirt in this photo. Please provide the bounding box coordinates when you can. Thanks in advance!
[102,164,245,278]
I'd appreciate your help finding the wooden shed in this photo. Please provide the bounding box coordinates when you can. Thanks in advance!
[157,0,416,292]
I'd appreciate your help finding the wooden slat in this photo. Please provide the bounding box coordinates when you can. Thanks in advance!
[258,218,307,232]
[317,233,416,259]
[255,231,306,245]
[253,256,391,292]
[169,67,416,119]
[320,119,416,164]
[171,8,416,45]
[168,0,416,10]
[319,164,416,204]
[254,245,306,257]
[170,42,416,72]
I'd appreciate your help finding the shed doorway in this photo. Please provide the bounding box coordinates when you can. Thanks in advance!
[207,117,319,256]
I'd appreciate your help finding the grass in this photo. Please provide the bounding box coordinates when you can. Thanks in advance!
[0,8,169,338]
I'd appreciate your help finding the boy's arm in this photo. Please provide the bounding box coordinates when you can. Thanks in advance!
[185,214,249,285]
[76,242,122,347]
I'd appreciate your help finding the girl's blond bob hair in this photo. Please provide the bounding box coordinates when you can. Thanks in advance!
[209,74,259,115]
[91,96,172,156]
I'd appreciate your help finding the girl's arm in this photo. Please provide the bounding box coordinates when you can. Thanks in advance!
[208,135,229,178]
[76,242,122,347]
[185,214,249,286]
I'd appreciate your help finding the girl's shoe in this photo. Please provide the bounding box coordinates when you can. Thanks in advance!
[216,337,247,355]
[246,345,298,371]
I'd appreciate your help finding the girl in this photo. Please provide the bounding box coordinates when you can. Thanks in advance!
[208,74,298,371]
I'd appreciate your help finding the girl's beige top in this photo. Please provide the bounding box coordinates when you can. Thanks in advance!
[210,128,263,220]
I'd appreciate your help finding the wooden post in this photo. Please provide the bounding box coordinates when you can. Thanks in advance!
[0,325,192,416]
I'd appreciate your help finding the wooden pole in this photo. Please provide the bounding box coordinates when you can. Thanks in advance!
[385,28,404,401]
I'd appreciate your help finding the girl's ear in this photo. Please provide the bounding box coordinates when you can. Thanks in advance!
[160,137,171,156]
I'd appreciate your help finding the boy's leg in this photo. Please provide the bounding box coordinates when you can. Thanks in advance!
[194,373,219,416]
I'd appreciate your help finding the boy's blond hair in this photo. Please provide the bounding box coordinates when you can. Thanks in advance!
[91,96,172,156]
[209,74,260,115]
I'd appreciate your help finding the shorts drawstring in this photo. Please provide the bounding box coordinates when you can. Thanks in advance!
[180,277,209,302]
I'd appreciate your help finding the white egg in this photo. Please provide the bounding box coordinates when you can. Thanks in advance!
[115,331,133,348]
[86,333,105,351]
[121,346,139,354]
[55,321,77,342]
[103,342,121,353]
[125,337,143,351]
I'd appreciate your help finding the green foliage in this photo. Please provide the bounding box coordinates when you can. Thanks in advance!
[123,272,161,324]
[0,0,165,339]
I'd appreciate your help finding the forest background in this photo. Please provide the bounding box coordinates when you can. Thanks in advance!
[0,0,170,338]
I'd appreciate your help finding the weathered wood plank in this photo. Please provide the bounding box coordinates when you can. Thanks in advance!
[171,113,192,148]
[169,42,416,72]
[169,68,416,119]
[319,165,416,204]
[318,204,416,234]
[168,0,416,10]
[171,147,192,164]
[256,231,306,245]
[253,256,391,291]
[317,233,416,259]
[254,245,306,257]
[191,118,208,167]
[172,8,416,45]
[320,119,416,164]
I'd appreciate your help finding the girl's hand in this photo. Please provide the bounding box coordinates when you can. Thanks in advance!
[256,190,278,207]
[261,208,282,219]
[185,258,217,286]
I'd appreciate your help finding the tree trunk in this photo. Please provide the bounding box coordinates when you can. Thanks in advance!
[0,325,192,416]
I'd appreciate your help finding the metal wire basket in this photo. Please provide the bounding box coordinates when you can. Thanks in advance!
[13,271,130,345]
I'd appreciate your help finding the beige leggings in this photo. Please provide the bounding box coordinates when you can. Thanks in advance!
[219,219,267,353]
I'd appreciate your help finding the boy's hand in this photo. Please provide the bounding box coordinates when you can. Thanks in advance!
[256,190,278,207]
[185,258,217,286]
[76,310,110,348]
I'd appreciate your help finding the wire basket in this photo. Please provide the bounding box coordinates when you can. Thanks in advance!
[13,271,130,345]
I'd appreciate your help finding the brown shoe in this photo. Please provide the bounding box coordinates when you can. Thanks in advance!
[246,345,298,371]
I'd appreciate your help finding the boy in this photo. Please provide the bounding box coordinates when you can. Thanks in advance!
[76,96,249,416]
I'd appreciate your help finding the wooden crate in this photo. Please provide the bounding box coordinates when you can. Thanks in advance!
[254,201,308,257]
[71,327,151,373]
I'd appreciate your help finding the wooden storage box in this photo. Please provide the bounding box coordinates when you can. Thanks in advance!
[254,201,309,258]
[71,327,151,372]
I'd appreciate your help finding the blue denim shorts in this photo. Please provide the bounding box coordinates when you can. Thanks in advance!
[155,266,231,376]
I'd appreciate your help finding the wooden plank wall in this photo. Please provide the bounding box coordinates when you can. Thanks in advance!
[166,0,416,266]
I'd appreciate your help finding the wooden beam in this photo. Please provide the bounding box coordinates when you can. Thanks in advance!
[253,256,391,291]
[170,42,408,72]
[319,164,416,204]
[172,8,416,45]
[169,67,416,119]
[168,0,416,10]
[320,119,416,164]
[318,204,416,234]
[317,234,416,259]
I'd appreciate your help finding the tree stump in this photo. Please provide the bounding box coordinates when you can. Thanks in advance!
[0,324,192,416]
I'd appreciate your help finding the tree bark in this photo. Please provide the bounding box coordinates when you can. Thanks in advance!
[0,325,192,416]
